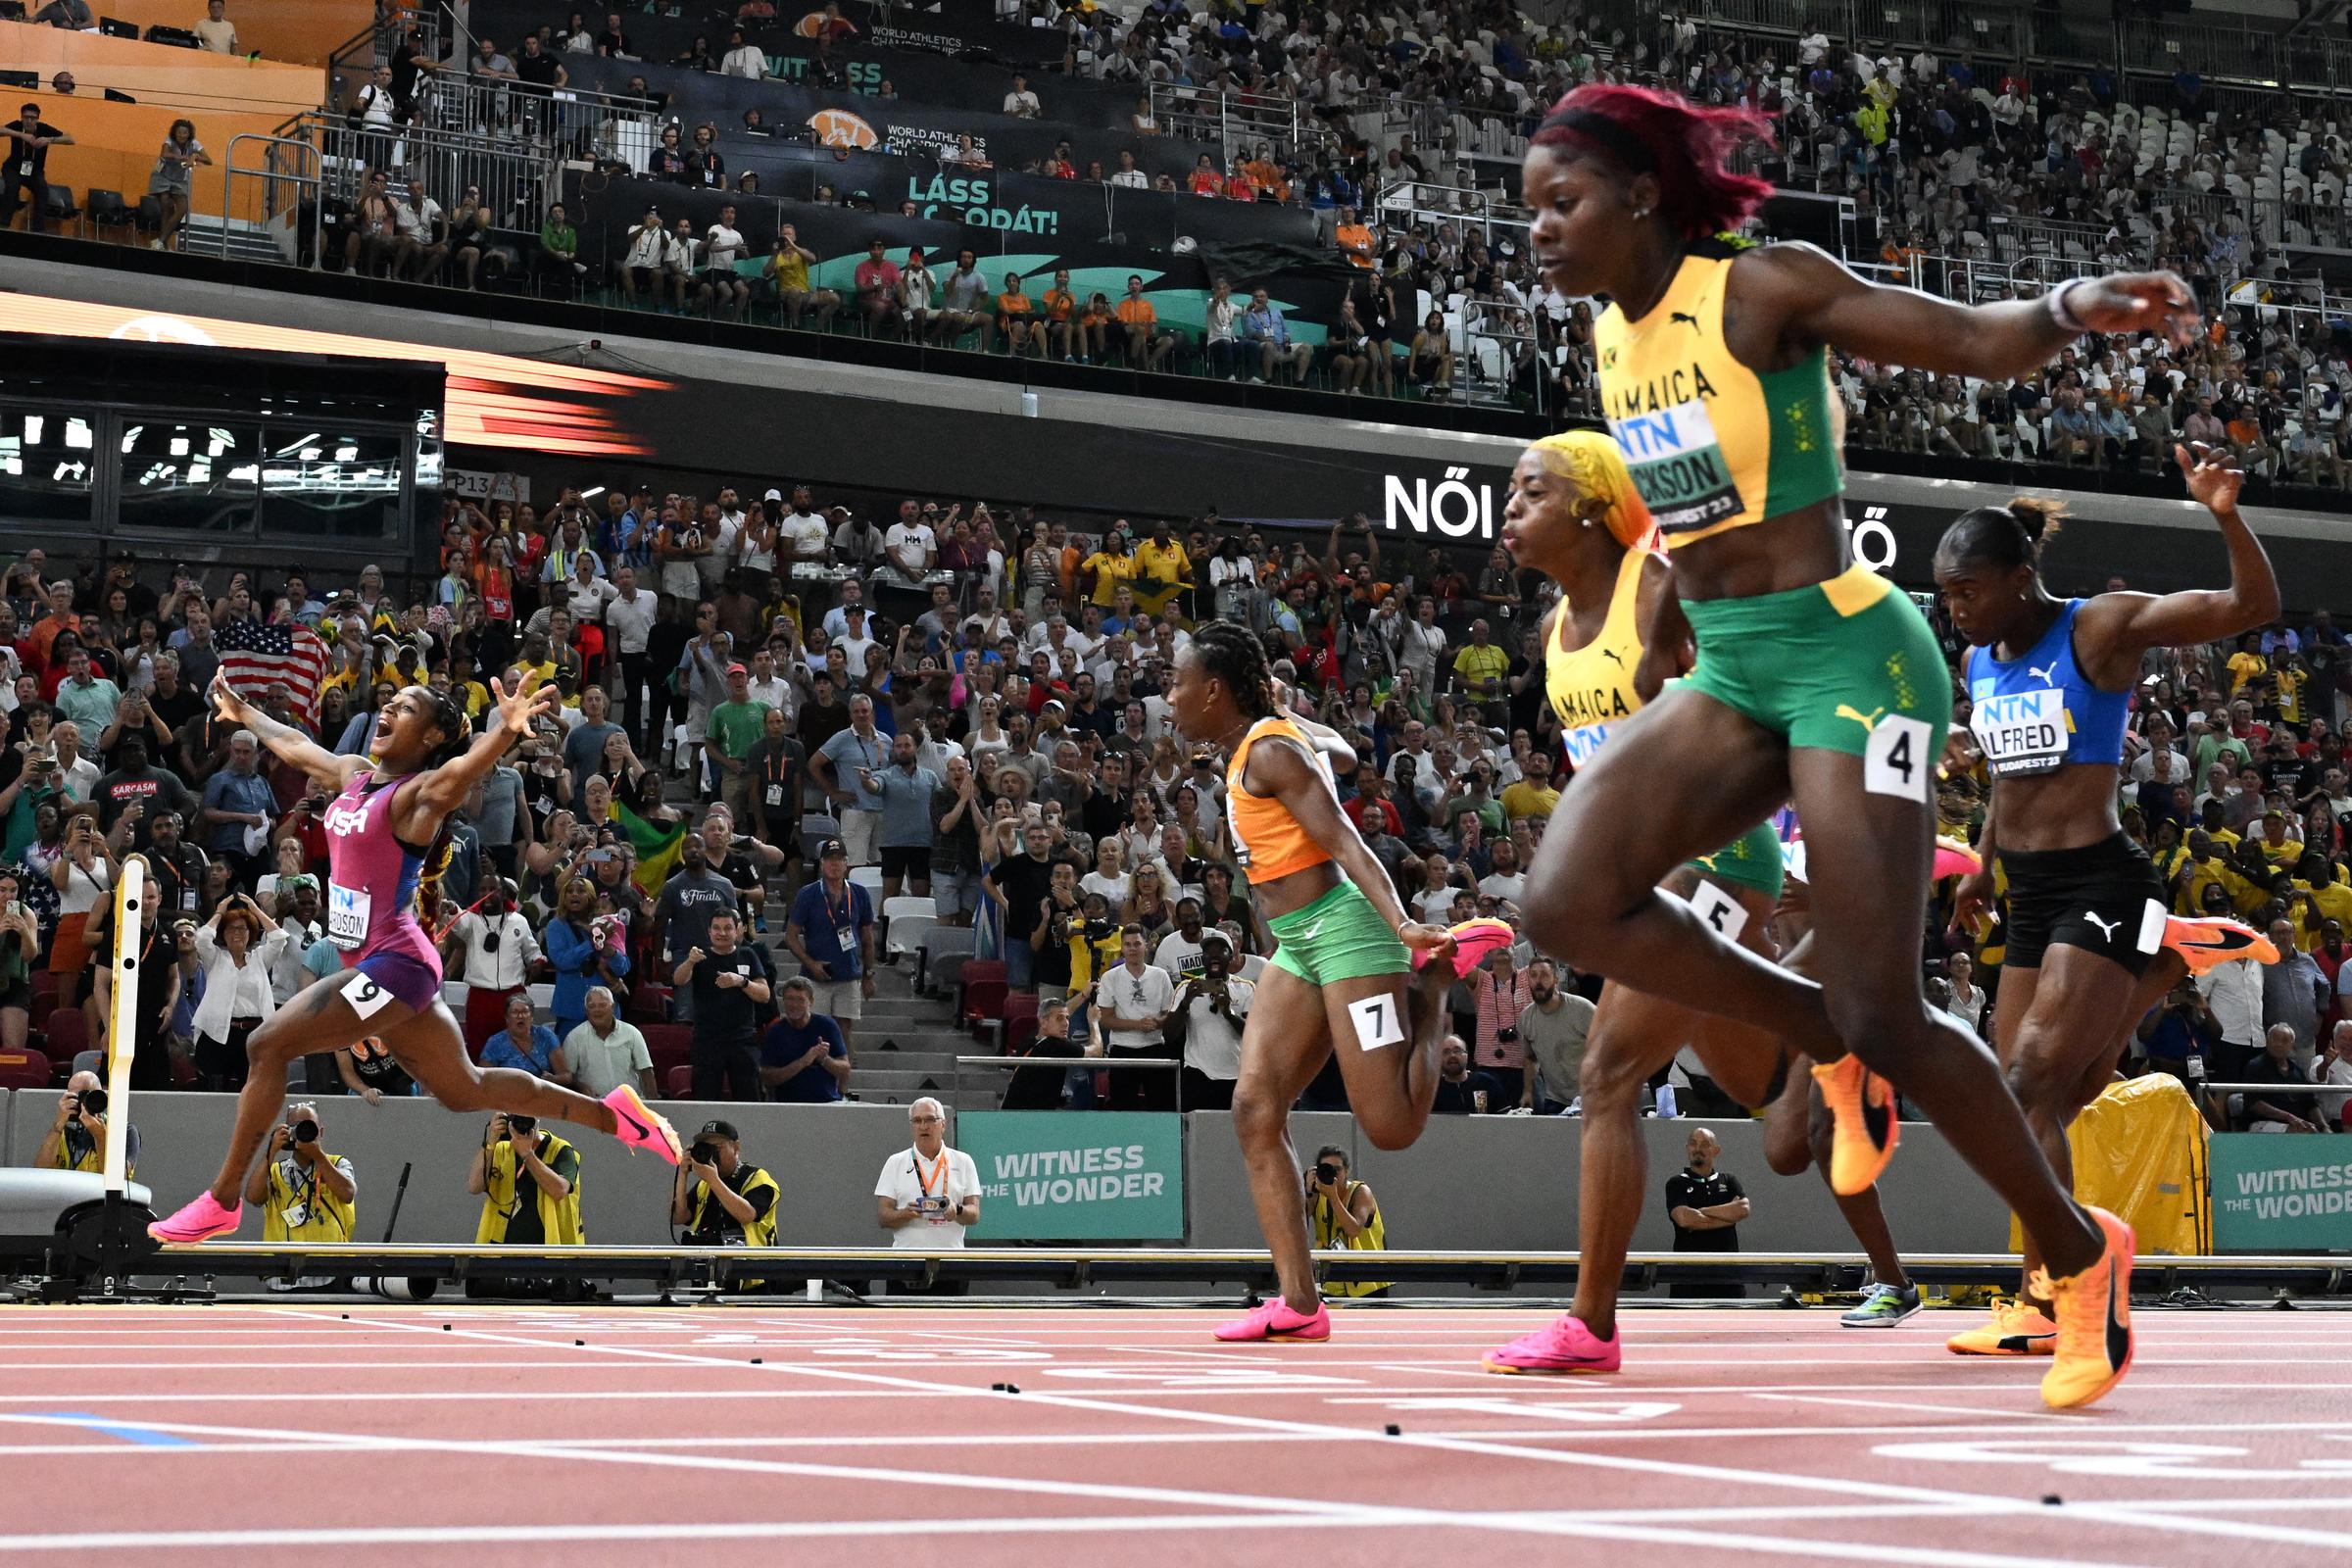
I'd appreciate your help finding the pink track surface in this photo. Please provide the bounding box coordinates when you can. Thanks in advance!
[0,1302,2346,1564]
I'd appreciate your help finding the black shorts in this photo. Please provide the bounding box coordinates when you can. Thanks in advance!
[1997,832,2168,976]
[879,845,931,880]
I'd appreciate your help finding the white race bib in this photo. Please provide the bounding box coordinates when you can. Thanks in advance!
[1969,688,2068,777]
[326,882,372,951]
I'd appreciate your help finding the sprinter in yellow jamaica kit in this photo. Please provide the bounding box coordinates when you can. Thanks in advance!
[1517,82,2202,1409]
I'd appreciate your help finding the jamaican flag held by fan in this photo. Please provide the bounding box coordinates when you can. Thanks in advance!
[616,803,685,897]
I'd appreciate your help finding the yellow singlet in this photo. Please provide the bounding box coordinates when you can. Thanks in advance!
[1545,546,1648,770]
[1592,239,1842,549]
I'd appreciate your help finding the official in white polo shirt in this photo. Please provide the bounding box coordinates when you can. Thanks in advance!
[875,1097,981,1294]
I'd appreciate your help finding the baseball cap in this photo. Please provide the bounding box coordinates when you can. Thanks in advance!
[697,1118,740,1141]
[763,488,783,503]
[819,838,848,859]
[1200,928,1234,954]
[726,662,747,675]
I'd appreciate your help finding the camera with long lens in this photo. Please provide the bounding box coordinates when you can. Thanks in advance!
[289,1117,318,1145]
[688,1140,718,1166]
[1314,1160,1341,1185]
[506,1114,536,1138]
[74,1087,107,1118]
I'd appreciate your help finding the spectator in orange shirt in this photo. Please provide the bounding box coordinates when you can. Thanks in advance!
[1222,159,1256,202]
[998,270,1041,358]
[1039,267,1077,361]
[1188,154,1222,196]
[1075,290,1116,364]
[2225,405,2277,479]
[1334,204,1374,269]
[1242,145,1285,201]
[1113,275,1177,370]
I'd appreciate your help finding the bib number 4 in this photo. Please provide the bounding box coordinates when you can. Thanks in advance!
[1862,714,1935,804]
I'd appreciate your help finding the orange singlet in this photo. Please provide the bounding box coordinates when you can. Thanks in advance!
[1225,714,1342,885]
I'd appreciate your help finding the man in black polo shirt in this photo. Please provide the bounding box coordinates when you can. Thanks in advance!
[1665,1126,1750,1299]
[673,909,772,1102]
[1002,997,1087,1109]
[2,102,72,234]
[984,821,1058,993]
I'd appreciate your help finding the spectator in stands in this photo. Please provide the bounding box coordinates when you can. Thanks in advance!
[1239,287,1312,386]
[145,121,212,254]
[2240,1022,2326,1133]
[696,205,751,320]
[1408,312,1454,398]
[189,891,284,1092]
[1115,276,1176,371]
[997,271,1040,358]
[482,992,572,1083]
[469,1110,583,1250]
[899,247,940,343]
[620,207,674,309]
[674,1117,779,1249]
[1431,1034,1501,1114]
[563,985,654,1100]
[720,27,767,79]
[545,875,630,1041]
[1173,927,1248,1109]
[1003,996,1089,1108]
[537,201,585,297]
[2,103,71,236]
[759,975,851,1102]
[444,878,541,1051]
[192,0,238,53]
[1098,923,1177,1111]
[1003,73,1042,119]
[1517,959,1592,1114]
[763,224,837,330]
[814,694,887,864]
[938,250,995,352]
[32,0,91,28]
[930,752,985,928]
[783,839,874,1048]
[675,906,772,1101]
[875,729,940,907]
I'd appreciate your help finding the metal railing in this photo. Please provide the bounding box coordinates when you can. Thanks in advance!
[220,132,321,264]
[413,76,659,171]
[1149,81,1305,164]
[308,110,566,257]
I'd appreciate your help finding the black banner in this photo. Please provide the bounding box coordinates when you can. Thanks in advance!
[573,172,1352,325]
[695,143,1313,247]
[564,52,1202,184]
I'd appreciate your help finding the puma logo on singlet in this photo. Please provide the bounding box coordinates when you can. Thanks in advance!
[1836,705,1886,734]
[1599,648,1625,666]
[1669,311,1700,328]
[2083,911,2120,941]
[2029,662,2060,684]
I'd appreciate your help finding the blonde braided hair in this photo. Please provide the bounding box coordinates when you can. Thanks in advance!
[1528,430,1655,550]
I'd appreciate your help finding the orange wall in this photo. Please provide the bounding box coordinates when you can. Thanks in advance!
[8,89,290,222]
[0,24,322,114]
[2,0,373,68]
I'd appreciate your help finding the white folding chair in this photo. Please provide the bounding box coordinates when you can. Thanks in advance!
[883,896,940,962]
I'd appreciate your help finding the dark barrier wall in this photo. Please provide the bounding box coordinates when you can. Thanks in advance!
[569,172,1353,334]
[564,52,1206,183]
[704,143,1316,248]
[1,1092,2012,1261]
[471,0,1077,72]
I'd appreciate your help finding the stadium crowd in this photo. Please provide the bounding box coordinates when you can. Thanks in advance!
[0,465,2348,1131]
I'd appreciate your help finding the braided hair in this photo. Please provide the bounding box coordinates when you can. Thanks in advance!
[1192,622,1276,720]
[409,684,476,921]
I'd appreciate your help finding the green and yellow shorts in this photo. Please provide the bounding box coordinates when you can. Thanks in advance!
[1679,562,1950,800]
[1267,879,1412,987]
[1689,820,1786,901]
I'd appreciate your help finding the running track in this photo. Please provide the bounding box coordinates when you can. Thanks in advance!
[0,1303,2345,1565]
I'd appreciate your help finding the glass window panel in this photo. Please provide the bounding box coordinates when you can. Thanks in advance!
[0,410,97,528]
[119,421,260,535]
[261,426,404,540]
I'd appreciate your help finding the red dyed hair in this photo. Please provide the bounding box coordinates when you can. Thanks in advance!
[1531,83,1776,241]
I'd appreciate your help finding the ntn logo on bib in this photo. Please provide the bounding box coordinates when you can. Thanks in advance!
[1969,687,2076,777]
[1609,400,1744,534]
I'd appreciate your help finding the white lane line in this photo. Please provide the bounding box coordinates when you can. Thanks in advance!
[1748,1393,2093,1424]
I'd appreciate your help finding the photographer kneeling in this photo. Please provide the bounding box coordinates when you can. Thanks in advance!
[1306,1146,1388,1299]
[466,1111,584,1296]
[244,1102,355,1289]
[35,1070,140,1179]
[672,1117,780,1291]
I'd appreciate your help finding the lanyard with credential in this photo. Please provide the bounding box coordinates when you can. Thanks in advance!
[912,1147,950,1200]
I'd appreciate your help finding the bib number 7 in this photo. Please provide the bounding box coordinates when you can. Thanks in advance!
[1348,993,1405,1053]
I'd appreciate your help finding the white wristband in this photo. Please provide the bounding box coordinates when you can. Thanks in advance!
[2046,278,2091,336]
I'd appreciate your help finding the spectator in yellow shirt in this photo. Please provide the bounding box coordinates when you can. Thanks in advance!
[1450,618,1510,716]
[1081,529,1137,608]
[1130,519,1192,616]
[1498,751,1560,820]
[2226,633,2268,694]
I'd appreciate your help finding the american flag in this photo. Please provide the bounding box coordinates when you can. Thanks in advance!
[217,619,329,725]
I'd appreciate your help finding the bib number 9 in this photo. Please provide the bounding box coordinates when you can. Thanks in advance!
[342,971,394,1020]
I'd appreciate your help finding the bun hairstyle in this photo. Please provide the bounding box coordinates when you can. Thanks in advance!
[1937,497,2067,574]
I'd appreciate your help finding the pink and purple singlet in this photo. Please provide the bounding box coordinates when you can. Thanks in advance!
[320,768,445,1013]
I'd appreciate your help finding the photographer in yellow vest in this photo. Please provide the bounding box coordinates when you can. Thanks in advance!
[1306,1145,1388,1298]
[672,1118,780,1249]
[467,1110,583,1247]
[242,1101,354,1242]
[36,1070,139,1179]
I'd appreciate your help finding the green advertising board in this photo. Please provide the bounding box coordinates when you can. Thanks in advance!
[960,1111,1185,1242]
[2211,1134,2352,1251]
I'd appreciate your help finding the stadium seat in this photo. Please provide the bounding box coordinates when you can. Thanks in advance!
[850,864,884,895]
[85,188,132,242]
[42,184,78,234]
[917,924,976,993]
[664,1063,693,1098]
[642,1023,691,1073]
[625,982,670,1023]
[958,959,1006,1031]
[40,1007,87,1062]
[800,811,841,847]
[71,1050,101,1078]
[0,1049,51,1089]
[883,896,937,962]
